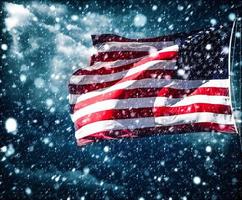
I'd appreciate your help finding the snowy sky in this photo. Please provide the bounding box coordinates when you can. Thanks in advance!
[1,0,241,199]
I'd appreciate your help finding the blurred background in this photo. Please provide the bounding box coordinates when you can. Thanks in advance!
[1,0,241,199]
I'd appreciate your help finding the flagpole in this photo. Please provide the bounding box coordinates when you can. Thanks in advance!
[239,17,242,150]
[228,18,238,130]
[228,17,242,151]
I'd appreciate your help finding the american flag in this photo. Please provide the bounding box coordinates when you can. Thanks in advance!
[69,26,238,146]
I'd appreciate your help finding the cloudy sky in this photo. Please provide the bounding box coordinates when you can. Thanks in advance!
[1,0,241,199]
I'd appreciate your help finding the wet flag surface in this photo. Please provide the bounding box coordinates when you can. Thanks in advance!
[68,26,238,145]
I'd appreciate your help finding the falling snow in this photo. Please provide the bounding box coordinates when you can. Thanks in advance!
[210,18,217,26]
[1,0,241,199]
[228,13,236,21]
[25,187,32,195]
[1,44,8,51]
[134,14,147,27]
[205,146,212,153]
[5,118,17,133]
[20,74,27,82]
[205,44,212,50]
[193,176,201,185]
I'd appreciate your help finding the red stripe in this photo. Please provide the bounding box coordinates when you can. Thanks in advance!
[74,104,232,130]
[76,123,236,146]
[91,30,203,46]
[90,50,177,66]
[92,34,179,45]
[69,69,176,94]
[90,51,149,65]
[70,87,229,113]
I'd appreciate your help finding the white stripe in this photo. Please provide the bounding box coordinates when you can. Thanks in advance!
[70,60,177,85]
[91,58,142,68]
[71,95,230,122]
[91,44,179,65]
[69,79,229,104]
[75,113,234,139]
[95,41,175,52]
[156,45,178,53]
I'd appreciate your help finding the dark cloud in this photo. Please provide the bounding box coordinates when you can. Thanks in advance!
[1,1,242,199]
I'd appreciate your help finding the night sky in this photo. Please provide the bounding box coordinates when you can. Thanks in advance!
[1,0,242,199]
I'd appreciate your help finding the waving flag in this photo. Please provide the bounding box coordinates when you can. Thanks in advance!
[69,26,238,146]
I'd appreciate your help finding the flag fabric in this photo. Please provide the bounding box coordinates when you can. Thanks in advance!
[69,26,238,146]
